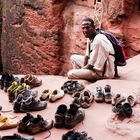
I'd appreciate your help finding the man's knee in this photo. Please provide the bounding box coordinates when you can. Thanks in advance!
[70,54,77,61]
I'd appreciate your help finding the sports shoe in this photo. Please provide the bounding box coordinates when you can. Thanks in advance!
[17,113,34,133]
[40,89,52,101]
[112,94,126,106]
[1,133,34,140]
[61,80,85,95]
[80,90,94,108]
[126,95,136,107]
[20,97,47,112]
[23,74,42,88]
[65,104,85,129]
[54,104,67,128]
[7,81,19,102]
[123,102,132,118]
[27,115,53,134]
[62,130,75,140]
[49,90,64,102]
[72,92,82,106]
[112,103,126,118]
[94,86,104,103]
[104,84,112,104]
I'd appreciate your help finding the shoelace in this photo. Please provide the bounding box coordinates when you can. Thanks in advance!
[43,130,51,139]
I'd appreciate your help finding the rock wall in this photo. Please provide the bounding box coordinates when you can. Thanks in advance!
[1,0,140,75]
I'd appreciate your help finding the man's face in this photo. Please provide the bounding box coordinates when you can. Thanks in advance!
[81,23,94,38]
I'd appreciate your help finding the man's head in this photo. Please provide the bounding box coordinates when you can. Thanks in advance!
[81,17,95,39]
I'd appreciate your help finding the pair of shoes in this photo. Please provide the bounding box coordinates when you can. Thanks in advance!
[112,102,133,118]
[13,94,47,113]
[112,93,126,106]
[23,74,42,88]
[40,89,65,102]
[1,133,34,140]
[62,130,93,140]
[61,80,85,95]
[7,82,28,102]
[112,94,136,107]
[94,85,112,103]
[72,90,94,108]
[18,113,53,135]
[0,72,19,92]
[0,113,19,130]
[54,104,85,129]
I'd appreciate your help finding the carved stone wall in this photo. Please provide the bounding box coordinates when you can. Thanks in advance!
[1,0,140,75]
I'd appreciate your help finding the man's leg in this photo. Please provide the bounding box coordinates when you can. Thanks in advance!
[70,55,85,69]
[67,68,102,80]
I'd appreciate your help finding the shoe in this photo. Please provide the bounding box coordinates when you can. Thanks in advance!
[21,89,38,99]
[94,86,104,103]
[104,85,112,104]
[112,94,126,106]
[112,103,126,118]
[123,102,133,118]
[14,83,27,98]
[23,74,42,88]
[18,113,34,133]
[61,80,85,95]
[20,97,47,112]
[49,90,64,102]
[7,81,19,102]
[0,105,2,111]
[126,95,136,107]
[1,133,34,140]
[0,72,19,92]
[13,94,23,113]
[0,113,19,130]
[54,104,67,128]
[27,115,53,134]
[62,130,75,140]
[65,104,85,129]
[72,92,82,106]
[40,89,52,101]
[80,90,94,108]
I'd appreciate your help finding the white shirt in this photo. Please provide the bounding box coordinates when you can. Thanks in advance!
[85,34,115,78]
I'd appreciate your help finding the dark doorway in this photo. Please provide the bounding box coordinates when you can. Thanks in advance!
[138,0,140,10]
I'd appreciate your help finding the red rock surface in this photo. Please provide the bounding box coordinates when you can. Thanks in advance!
[1,0,140,75]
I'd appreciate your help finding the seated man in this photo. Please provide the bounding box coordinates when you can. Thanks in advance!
[68,17,115,81]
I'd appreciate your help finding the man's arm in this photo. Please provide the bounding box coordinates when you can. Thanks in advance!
[84,56,89,66]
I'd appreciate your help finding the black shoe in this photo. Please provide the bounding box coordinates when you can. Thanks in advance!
[65,104,85,129]
[123,103,132,118]
[1,133,34,140]
[54,104,67,128]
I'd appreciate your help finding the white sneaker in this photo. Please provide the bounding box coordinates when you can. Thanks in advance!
[40,89,52,101]
[49,90,65,102]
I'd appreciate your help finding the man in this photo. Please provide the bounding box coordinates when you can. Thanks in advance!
[67,17,115,80]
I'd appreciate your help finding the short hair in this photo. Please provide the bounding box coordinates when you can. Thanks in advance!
[82,17,94,26]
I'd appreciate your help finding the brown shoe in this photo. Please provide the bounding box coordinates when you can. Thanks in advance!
[27,115,53,134]
[18,113,34,133]
[72,92,82,106]
[23,74,42,88]
[80,90,94,108]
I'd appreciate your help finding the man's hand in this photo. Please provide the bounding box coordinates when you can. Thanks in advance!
[82,64,94,70]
